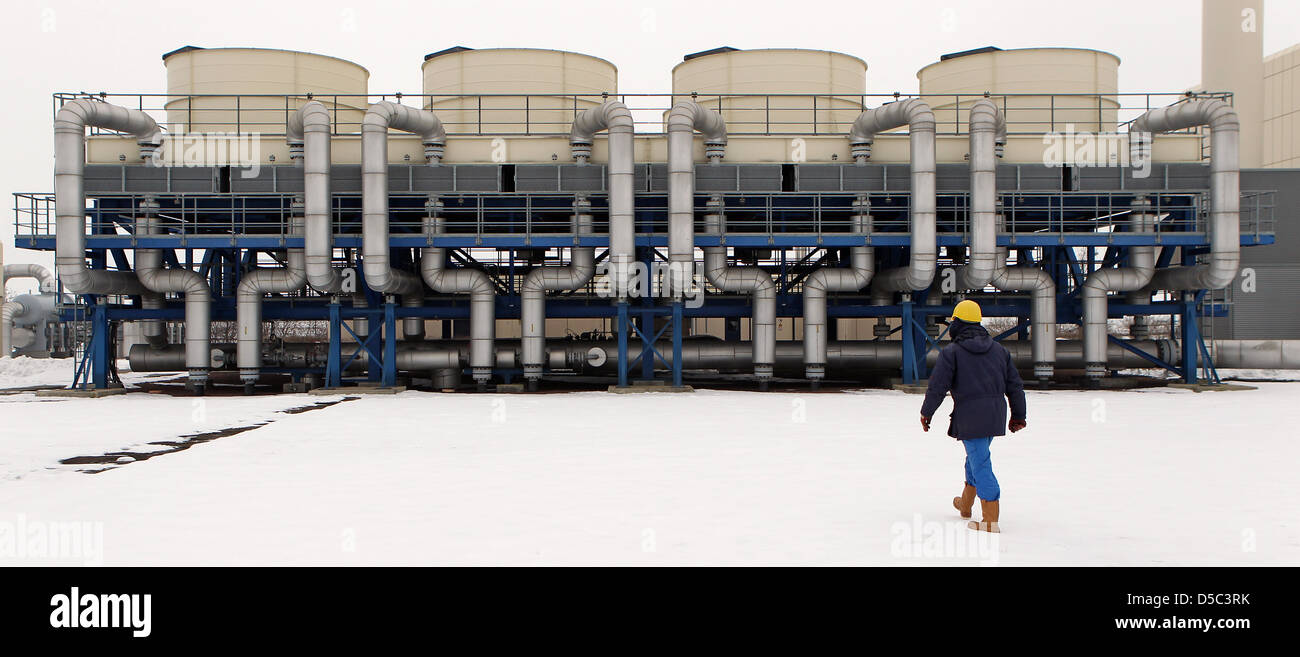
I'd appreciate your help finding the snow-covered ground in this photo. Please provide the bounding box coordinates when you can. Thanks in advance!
[0,370,1297,566]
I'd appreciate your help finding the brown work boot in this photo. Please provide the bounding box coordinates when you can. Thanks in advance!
[968,500,1000,533]
[953,484,977,519]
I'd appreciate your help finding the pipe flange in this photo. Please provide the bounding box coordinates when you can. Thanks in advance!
[1033,362,1053,380]
[523,365,543,379]
[472,367,492,382]
[423,142,445,163]
[1085,363,1107,379]
[188,369,210,383]
[704,140,726,161]
[805,365,826,380]
[850,140,872,162]
[754,364,774,379]
[239,369,259,384]
[570,139,593,162]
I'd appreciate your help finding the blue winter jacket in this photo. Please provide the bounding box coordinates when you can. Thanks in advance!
[920,321,1028,440]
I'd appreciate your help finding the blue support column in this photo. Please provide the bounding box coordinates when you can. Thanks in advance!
[1181,294,1198,384]
[616,302,629,388]
[90,299,110,389]
[326,301,342,388]
[901,299,916,385]
[671,302,683,388]
[382,299,397,387]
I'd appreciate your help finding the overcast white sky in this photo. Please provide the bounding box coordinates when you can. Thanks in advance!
[2,0,1298,283]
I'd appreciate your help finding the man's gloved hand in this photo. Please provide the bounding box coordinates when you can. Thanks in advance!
[1009,418,1027,433]
[920,415,931,432]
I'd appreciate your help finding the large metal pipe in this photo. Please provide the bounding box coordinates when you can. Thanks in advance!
[990,214,1057,380]
[1209,340,1300,369]
[802,201,873,380]
[134,204,213,389]
[520,200,595,381]
[666,100,726,294]
[850,99,937,296]
[958,99,1005,291]
[3,265,55,293]
[55,99,158,296]
[236,213,307,388]
[0,300,26,357]
[703,201,776,380]
[288,101,342,295]
[421,212,495,384]
[1131,99,1240,291]
[362,101,442,296]
[1082,200,1156,378]
[570,101,635,298]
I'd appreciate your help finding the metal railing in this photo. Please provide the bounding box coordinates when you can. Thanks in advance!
[55,91,1232,139]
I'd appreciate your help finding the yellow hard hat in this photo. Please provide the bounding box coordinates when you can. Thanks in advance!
[950,299,983,323]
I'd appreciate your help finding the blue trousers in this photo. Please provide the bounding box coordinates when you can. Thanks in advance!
[962,437,1000,502]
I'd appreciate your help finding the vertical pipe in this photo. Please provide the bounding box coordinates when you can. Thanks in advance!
[236,209,307,389]
[802,199,874,380]
[362,101,441,296]
[1082,199,1156,378]
[849,99,937,296]
[702,199,776,381]
[421,210,494,384]
[520,199,595,382]
[134,201,213,389]
[570,101,635,298]
[666,101,726,294]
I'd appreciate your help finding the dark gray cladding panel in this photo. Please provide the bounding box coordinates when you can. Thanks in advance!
[331,165,362,193]
[514,164,606,192]
[1240,168,1300,266]
[448,165,501,192]
[639,164,667,192]
[407,165,456,192]
[1075,163,1210,192]
[696,164,782,192]
[561,165,606,192]
[122,165,169,193]
[168,167,216,193]
[936,164,970,192]
[83,165,126,192]
[736,165,783,192]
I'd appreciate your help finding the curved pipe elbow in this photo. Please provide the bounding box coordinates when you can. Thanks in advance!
[570,100,634,146]
[667,101,727,144]
[849,98,936,145]
[364,101,446,145]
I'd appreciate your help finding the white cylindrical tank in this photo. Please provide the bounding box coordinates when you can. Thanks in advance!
[164,47,370,134]
[669,48,867,134]
[421,47,617,134]
[918,47,1120,133]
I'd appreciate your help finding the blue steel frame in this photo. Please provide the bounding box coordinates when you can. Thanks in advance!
[44,189,1269,389]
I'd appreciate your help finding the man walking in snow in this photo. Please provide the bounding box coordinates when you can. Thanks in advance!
[919,300,1027,533]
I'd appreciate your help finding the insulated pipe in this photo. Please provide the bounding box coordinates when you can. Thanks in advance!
[139,291,168,349]
[421,213,495,383]
[1130,99,1240,291]
[990,215,1057,380]
[134,206,213,388]
[55,99,159,296]
[237,212,307,388]
[1082,200,1157,379]
[288,101,342,295]
[570,101,634,298]
[666,100,726,294]
[402,295,425,340]
[802,200,874,380]
[362,101,443,296]
[703,200,776,381]
[3,265,55,293]
[958,99,1006,291]
[850,99,938,296]
[0,300,26,357]
[135,337,1255,375]
[520,200,596,380]
[1208,340,1300,369]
